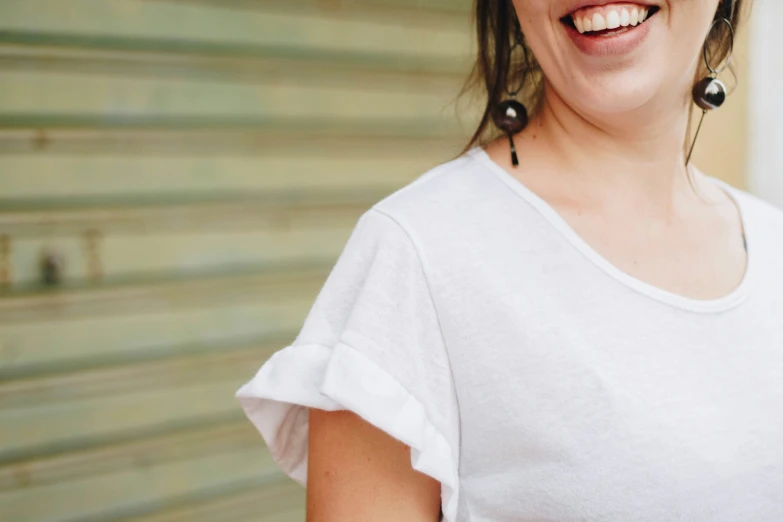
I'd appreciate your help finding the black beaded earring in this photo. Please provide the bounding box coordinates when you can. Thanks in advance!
[492,19,530,167]
[686,14,734,165]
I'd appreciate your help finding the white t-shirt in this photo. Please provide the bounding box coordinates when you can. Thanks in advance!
[237,147,783,521]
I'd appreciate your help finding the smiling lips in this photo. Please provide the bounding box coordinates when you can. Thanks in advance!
[570,3,652,34]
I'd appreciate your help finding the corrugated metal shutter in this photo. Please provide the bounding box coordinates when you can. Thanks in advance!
[0,1,473,520]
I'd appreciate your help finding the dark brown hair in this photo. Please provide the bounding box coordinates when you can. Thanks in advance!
[459,0,747,153]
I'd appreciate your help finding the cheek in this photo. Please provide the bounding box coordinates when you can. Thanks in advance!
[512,6,564,79]
[512,0,559,44]
[511,0,552,20]
[668,0,722,52]
[666,2,723,80]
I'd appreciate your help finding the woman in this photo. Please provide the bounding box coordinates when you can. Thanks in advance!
[238,0,783,520]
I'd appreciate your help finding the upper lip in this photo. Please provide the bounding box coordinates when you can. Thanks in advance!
[560,0,658,18]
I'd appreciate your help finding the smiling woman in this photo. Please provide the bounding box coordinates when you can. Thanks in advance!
[237,1,783,521]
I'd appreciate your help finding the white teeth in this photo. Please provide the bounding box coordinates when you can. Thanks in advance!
[619,9,630,27]
[606,10,620,29]
[574,16,585,33]
[574,5,651,34]
[630,8,639,25]
[592,13,607,31]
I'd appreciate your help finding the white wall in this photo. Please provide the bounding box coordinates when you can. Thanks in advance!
[748,0,783,207]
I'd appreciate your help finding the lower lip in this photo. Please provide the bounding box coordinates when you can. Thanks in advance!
[564,16,653,57]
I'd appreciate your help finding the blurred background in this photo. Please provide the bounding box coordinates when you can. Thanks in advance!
[0,1,779,521]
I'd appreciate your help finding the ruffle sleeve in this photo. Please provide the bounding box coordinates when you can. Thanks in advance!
[236,208,460,521]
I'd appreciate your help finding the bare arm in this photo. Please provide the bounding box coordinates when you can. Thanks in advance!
[306,408,442,522]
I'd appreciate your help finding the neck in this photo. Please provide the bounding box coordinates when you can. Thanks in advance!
[522,82,698,213]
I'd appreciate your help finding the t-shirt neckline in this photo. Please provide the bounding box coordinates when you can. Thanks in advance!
[468,146,756,314]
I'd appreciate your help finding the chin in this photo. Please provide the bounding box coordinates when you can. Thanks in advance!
[551,54,679,117]
[578,76,663,115]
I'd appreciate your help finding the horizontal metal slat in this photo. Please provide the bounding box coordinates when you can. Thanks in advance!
[0,127,466,156]
[0,419,258,491]
[0,339,279,407]
[0,298,310,378]
[1,0,471,60]
[0,154,430,204]
[0,30,469,79]
[0,378,243,464]
[0,70,465,123]
[0,263,328,323]
[160,0,471,17]
[0,445,278,522]
[0,190,375,232]
[2,189,367,289]
[0,115,466,140]
[121,478,304,522]
[8,225,351,290]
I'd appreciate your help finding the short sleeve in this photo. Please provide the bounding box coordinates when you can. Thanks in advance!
[236,208,460,521]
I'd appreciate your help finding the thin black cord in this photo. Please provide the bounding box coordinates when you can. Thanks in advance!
[508,133,520,166]
[686,109,707,165]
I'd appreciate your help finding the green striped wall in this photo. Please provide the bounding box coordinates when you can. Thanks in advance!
[0,1,474,520]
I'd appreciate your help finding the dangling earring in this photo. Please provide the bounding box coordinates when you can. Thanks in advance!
[686,14,734,165]
[492,20,530,167]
